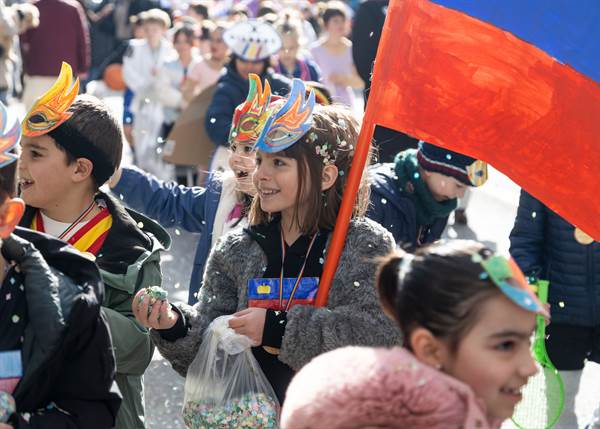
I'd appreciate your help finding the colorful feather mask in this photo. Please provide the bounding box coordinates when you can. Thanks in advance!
[253,78,315,153]
[0,102,20,168]
[228,74,277,147]
[22,62,79,137]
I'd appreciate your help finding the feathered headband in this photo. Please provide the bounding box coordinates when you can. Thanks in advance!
[20,62,115,185]
[0,102,21,168]
[22,62,79,137]
[253,78,315,153]
[228,73,278,147]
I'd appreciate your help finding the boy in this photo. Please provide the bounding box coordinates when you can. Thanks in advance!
[510,191,600,429]
[18,62,170,429]
[368,141,488,249]
[0,102,120,427]
[122,8,177,177]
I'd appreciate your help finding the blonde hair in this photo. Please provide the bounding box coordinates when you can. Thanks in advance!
[139,8,171,28]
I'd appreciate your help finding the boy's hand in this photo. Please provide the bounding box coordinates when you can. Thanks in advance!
[0,423,14,428]
[228,308,266,346]
[132,288,178,330]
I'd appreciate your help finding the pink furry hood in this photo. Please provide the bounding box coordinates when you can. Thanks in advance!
[281,346,502,429]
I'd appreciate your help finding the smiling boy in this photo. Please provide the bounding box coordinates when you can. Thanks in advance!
[368,141,488,250]
[0,101,120,428]
[18,63,169,429]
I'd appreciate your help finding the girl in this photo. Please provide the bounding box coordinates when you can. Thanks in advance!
[110,74,269,305]
[281,240,548,428]
[132,78,401,404]
[274,15,322,82]
[181,21,230,103]
[309,1,363,108]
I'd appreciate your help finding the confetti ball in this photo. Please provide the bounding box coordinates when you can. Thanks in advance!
[146,286,168,314]
[182,392,279,429]
[146,286,168,301]
[0,391,16,423]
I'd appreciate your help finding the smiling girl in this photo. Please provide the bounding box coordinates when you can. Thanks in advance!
[281,240,548,429]
[132,78,401,404]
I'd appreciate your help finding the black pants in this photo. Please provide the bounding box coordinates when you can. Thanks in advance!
[545,323,600,370]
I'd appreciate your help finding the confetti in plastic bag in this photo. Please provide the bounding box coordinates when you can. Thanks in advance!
[182,316,279,428]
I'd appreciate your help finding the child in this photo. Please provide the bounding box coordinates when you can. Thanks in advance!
[122,8,177,178]
[181,21,230,103]
[281,240,547,428]
[205,19,290,172]
[274,14,322,82]
[0,102,120,427]
[368,141,488,249]
[110,74,269,305]
[18,63,169,429]
[510,191,600,429]
[309,1,363,108]
[133,78,401,404]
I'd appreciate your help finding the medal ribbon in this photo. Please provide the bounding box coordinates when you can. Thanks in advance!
[279,227,318,311]
[32,205,112,255]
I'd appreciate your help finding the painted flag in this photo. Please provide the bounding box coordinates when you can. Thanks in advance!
[316,0,600,305]
[365,0,600,239]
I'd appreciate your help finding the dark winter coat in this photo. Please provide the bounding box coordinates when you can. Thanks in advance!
[204,63,290,148]
[367,163,448,250]
[1,228,120,428]
[510,191,600,326]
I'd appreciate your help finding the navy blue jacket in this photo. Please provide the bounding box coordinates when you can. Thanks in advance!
[510,191,600,326]
[112,166,221,305]
[367,163,448,250]
[204,64,291,147]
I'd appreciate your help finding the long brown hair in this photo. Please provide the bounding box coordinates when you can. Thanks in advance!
[249,104,371,234]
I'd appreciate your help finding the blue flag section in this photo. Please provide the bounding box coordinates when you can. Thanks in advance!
[432,0,600,82]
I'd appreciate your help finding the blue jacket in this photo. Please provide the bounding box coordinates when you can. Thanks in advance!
[112,166,221,304]
[205,64,291,147]
[367,163,448,250]
[510,191,600,326]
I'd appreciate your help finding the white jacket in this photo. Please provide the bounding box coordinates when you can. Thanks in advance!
[122,38,178,111]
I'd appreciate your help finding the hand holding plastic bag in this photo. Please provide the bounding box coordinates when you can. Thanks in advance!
[183,315,279,429]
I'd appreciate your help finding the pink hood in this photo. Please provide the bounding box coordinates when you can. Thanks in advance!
[281,346,502,429]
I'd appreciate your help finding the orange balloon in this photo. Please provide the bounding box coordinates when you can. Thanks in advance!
[103,64,126,91]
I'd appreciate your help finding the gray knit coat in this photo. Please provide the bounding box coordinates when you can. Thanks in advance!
[151,217,402,376]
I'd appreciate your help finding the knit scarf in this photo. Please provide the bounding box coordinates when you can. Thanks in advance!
[394,150,457,227]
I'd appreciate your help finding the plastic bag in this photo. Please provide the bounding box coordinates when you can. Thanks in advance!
[183,315,280,429]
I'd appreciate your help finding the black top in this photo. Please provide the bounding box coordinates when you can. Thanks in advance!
[246,219,329,403]
[161,218,329,404]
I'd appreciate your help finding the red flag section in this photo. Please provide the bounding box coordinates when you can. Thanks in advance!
[366,0,600,239]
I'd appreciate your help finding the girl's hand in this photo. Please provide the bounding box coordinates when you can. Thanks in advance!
[228,308,266,346]
[132,289,178,330]
[0,423,14,429]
